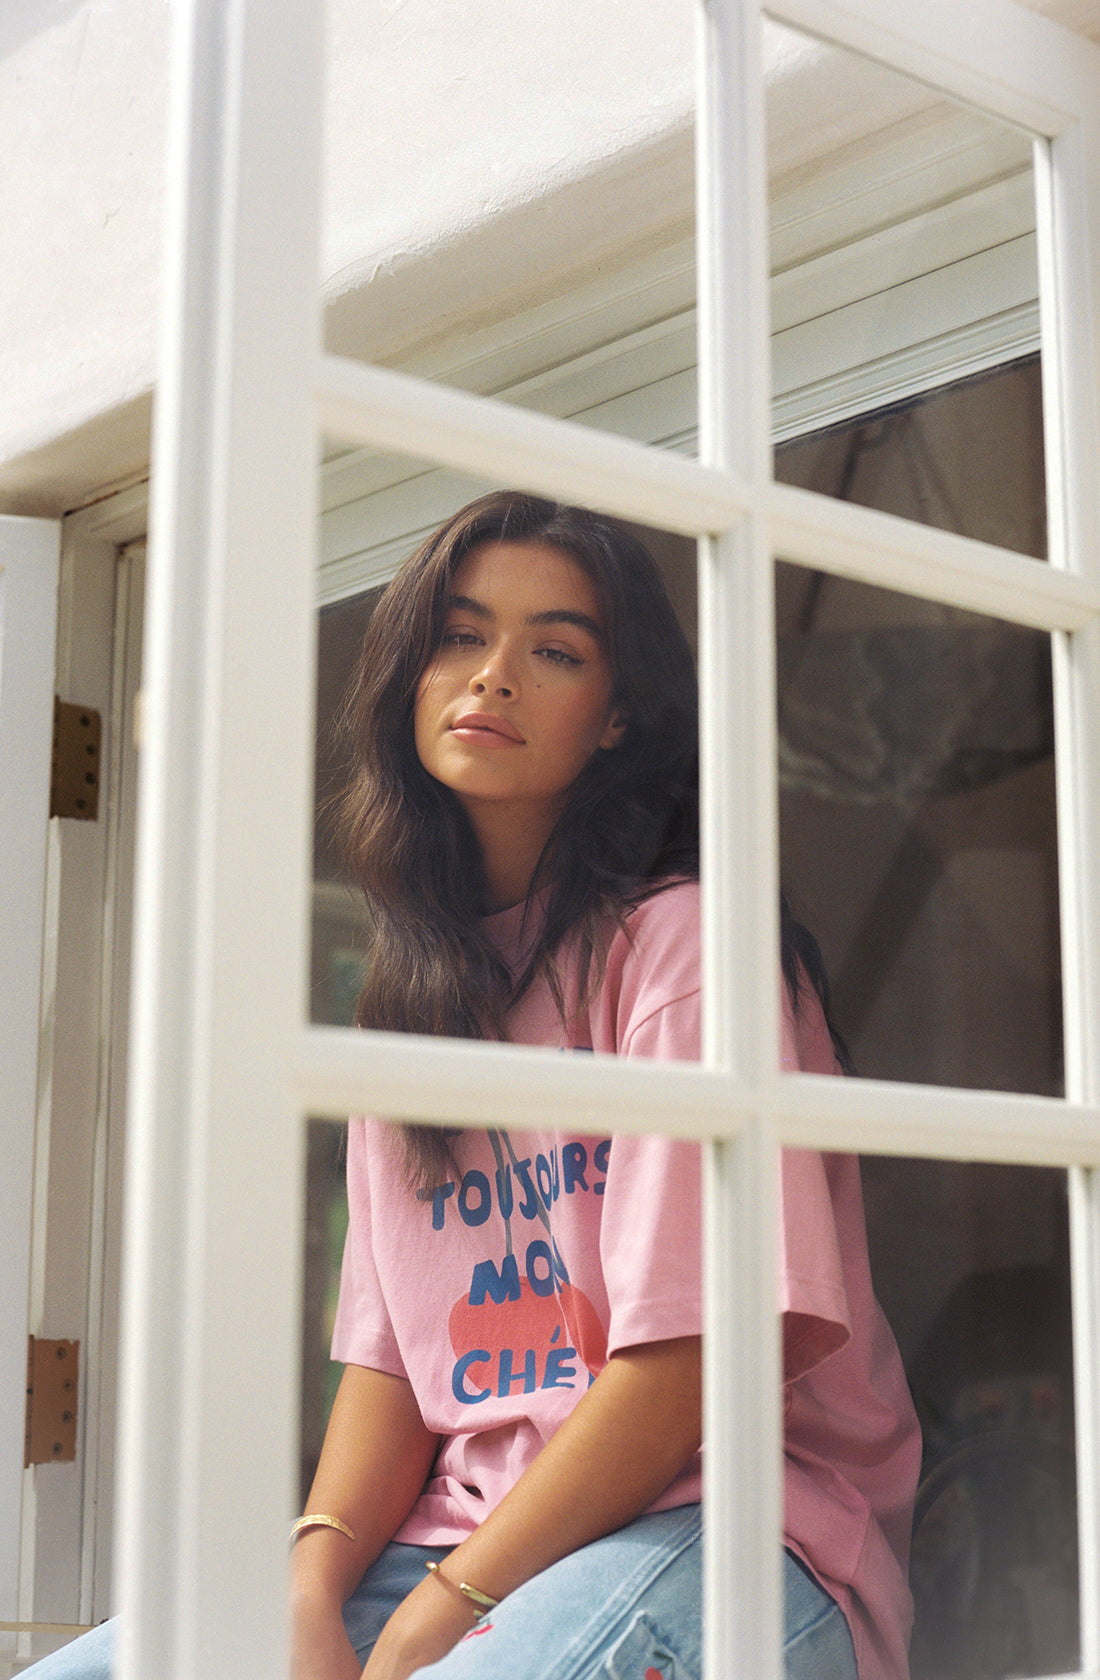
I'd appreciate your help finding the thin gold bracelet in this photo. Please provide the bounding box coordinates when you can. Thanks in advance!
[289,1513,357,1545]
[424,1559,500,1618]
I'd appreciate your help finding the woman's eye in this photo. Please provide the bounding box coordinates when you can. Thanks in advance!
[537,646,583,667]
[442,628,481,648]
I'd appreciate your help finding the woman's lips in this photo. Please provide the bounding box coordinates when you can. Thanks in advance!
[450,711,525,745]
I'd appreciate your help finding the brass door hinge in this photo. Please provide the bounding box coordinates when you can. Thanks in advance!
[25,1338,79,1466]
[50,700,101,820]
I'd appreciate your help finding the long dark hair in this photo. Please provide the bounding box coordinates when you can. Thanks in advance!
[336,491,699,1183]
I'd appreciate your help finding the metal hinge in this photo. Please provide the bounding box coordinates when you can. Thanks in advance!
[24,1338,79,1466]
[50,700,101,820]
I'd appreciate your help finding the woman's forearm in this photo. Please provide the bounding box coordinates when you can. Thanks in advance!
[289,1364,440,1617]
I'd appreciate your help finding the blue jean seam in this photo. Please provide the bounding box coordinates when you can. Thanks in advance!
[519,1506,702,1680]
[784,1596,844,1646]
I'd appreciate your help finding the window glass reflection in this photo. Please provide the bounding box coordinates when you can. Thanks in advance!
[777,357,1046,558]
[765,18,1043,558]
[777,559,1060,1095]
[865,1157,1077,1680]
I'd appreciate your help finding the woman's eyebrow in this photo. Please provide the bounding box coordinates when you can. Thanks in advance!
[446,595,604,641]
[527,608,605,640]
[446,593,490,618]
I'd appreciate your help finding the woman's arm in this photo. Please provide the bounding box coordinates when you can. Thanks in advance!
[289,1364,441,1680]
[362,1333,702,1680]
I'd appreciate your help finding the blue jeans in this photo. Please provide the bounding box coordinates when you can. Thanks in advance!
[19,1508,856,1679]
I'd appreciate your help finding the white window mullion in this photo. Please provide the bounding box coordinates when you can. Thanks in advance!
[702,1112,782,1679]
[317,353,745,538]
[297,1026,749,1142]
[1038,83,1100,1672]
[1070,1165,1100,1673]
[116,1,322,1677]
[767,482,1100,632]
[772,1072,1100,1167]
[696,1,783,1677]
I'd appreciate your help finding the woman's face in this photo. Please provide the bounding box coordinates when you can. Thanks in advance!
[413,539,626,836]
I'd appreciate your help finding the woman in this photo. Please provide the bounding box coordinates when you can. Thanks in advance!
[290,492,919,1680]
[24,492,919,1680]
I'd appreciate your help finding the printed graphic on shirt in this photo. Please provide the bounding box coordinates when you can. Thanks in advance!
[417,1130,610,1406]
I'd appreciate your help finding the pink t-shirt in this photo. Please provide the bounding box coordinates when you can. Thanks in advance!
[332,879,920,1680]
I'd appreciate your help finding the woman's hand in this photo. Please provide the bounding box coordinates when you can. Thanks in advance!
[360,1571,480,1680]
[288,1586,364,1680]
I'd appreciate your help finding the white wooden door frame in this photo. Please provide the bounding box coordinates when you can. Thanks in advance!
[0,517,60,1657]
[0,511,147,1676]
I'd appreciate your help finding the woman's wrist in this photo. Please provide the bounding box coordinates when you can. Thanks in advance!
[288,1542,354,1618]
[363,1574,480,1679]
[423,1559,499,1619]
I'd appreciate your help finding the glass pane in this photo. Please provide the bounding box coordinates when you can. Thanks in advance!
[864,1157,1078,1680]
[300,1105,707,1539]
[776,355,1046,558]
[312,474,699,1030]
[777,562,1060,1094]
[765,20,1044,558]
[312,585,377,1027]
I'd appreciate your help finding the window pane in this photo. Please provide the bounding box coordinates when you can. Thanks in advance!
[311,479,698,1030]
[776,355,1046,558]
[312,585,379,1027]
[778,552,1074,1675]
[777,560,1060,1093]
[301,1112,706,1510]
[765,20,1044,558]
[864,1156,1077,1680]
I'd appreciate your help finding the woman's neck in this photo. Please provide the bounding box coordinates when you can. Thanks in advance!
[466,801,559,913]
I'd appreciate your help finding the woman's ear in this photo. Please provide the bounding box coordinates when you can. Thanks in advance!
[599,709,629,751]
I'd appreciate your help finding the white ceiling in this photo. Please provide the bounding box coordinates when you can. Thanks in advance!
[1021,0,1100,39]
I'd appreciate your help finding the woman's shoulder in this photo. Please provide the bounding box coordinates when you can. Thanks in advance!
[623,875,701,934]
[588,878,700,1056]
[605,877,701,988]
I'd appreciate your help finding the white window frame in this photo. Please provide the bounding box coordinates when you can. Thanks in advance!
[112,4,1100,1680]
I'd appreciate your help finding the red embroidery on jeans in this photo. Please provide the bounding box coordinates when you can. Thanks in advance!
[645,1669,664,1679]
[459,1621,494,1641]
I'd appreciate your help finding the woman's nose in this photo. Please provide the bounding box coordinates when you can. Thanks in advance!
[470,647,515,698]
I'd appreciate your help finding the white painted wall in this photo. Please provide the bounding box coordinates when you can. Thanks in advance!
[0,0,1096,517]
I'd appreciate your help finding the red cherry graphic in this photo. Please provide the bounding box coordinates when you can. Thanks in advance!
[557,1279,606,1374]
[448,1276,607,1393]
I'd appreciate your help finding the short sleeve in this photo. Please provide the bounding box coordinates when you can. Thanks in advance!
[600,1131,704,1356]
[779,975,852,1381]
[597,950,704,1357]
